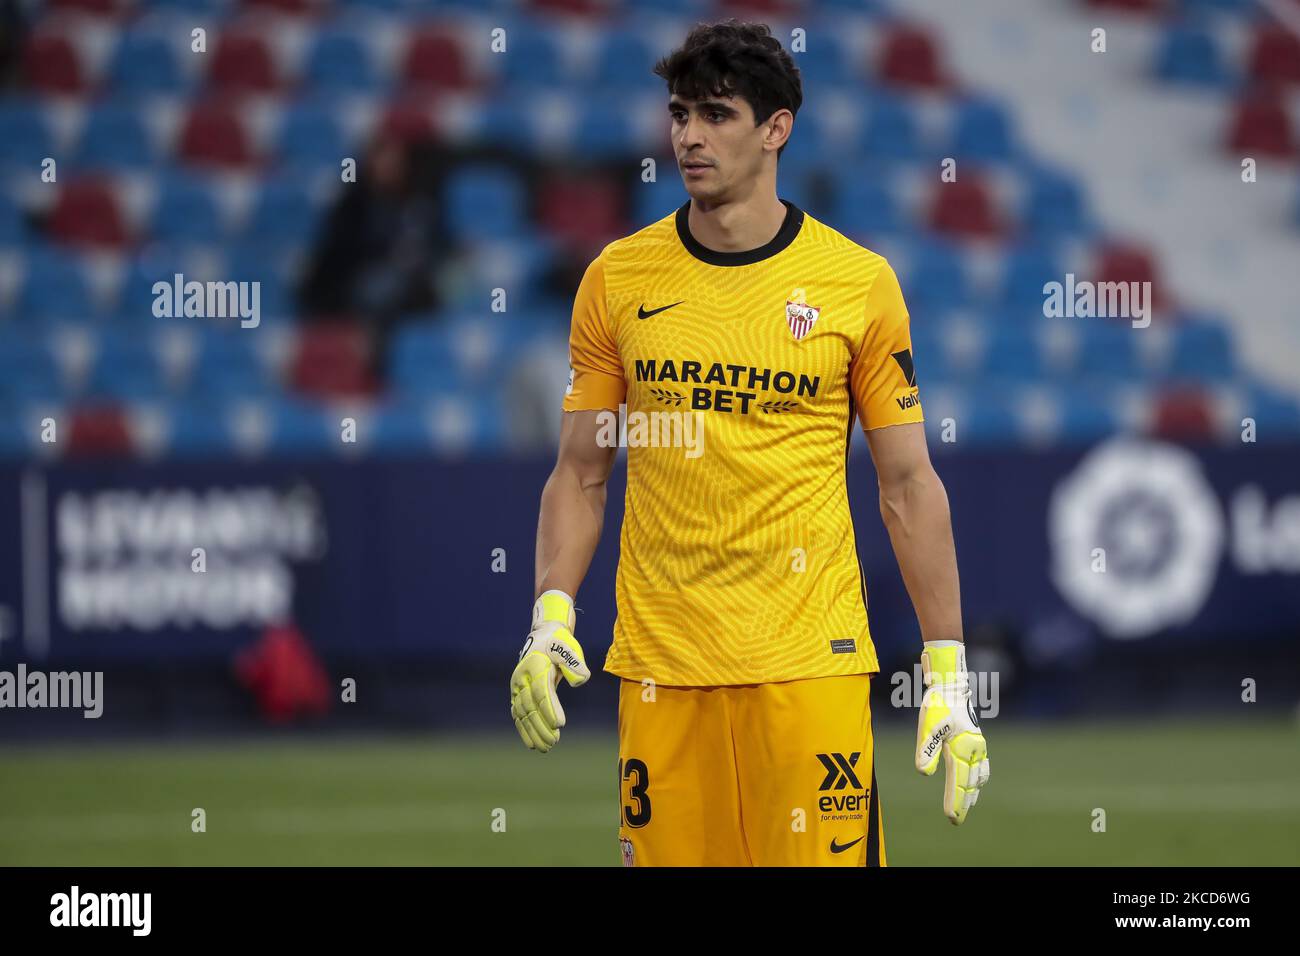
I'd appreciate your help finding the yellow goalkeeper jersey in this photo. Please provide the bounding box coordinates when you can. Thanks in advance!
[562,198,923,686]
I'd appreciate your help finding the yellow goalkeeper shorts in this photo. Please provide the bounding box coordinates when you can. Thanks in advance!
[616,673,885,867]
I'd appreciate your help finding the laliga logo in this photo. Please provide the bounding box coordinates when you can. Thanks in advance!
[1049,440,1223,638]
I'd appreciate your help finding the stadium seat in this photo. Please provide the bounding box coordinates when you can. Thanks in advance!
[493,22,568,90]
[177,101,257,169]
[877,25,947,89]
[1153,23,1236,88]
[949,97,1017,163]
[590,29,663,92]
[289,324,375,397]
[389,323,471,395]
[1246,25,1300,88]
[76,103,156,169]
[164,401,237,457]
[1241,385,1300,439]
[470,96,538,151]
[151,173,225,244]
[0,335,62,404]
[22,33,85,95]
[998,245,1061,311]
[829,168,904,238]
[1095,242,1165,315]
[187,333,275,399]
[927,176,1000,238]
[402,27,474,91]
[243,178,321,247]
[1057,388,1120,442]
[274,102,348,172]
[979,326,1048,382]
[85,334,170,402]
[67,406,135,458]
[444,167,528,242]
[16,248,97,320]
[898,239,969,316]
[1226,91,1294,158]
[303,28,383,93]
[859,94,924,161]
[207,30,281,95]
[537,175,625,247]
[108,30,188,94]
[1020,165,1089,238]
[47,179,130,249]
[1072,321,1142,382]
[0,103,54,168]
[1164,314,1236,382]
[0,190,26,245]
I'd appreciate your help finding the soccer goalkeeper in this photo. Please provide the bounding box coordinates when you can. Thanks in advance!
[509,19,989,866]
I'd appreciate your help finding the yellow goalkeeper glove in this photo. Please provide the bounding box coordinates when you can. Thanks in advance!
[510,589,590,753]
[915,640,990,825]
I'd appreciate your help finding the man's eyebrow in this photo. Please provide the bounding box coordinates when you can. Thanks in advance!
[667,98,740,116]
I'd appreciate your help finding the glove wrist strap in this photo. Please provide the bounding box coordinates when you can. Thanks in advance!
[921,640,967,688]
[533,589,576,632]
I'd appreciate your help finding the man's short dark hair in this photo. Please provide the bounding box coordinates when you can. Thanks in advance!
[653,19,803,159]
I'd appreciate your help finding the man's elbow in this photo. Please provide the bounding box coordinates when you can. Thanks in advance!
[878,463,946,524]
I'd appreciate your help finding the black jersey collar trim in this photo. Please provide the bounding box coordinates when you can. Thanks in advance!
[675,198,804,267]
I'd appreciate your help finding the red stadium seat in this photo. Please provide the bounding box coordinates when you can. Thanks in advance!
[1152,388,1215,443]
[68,406,134,458]
[243,0,321,14]
[378,100,438,144]
[208,31,281,94]
[402,27,473,92]
[48,178,130,249]
[23,33,85,95]
[537,175,626,247]
[290,323,376,398]
[927,177,1000,237]
[1226,90,1294,158]
[178,100,257,169]
[1247,25,1300,88]
[878,25,947,89]
[1095,242,1168,315]
[529,0,608,15]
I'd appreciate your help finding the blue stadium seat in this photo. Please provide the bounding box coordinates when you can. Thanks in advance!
[115,250,190,323]
[260,398,336,455]
[303,29,382,93]
[151,173,225,244]
[367,400,434,454]
[108,31,187,95]
[1242,385,1300,439]
[0,103,53,168]
[187,332,274,399]
[899,240,969,316]
[949,97,1016,163]
[789,37,853,88]
[471,97,538,152]
[443,167,527,242]
[244,178,321,247]
[85,333,169,402]
[0,335,62,403]
[830,170,903,238]
[590,30,664,92]
[225,246,293,321]
[1153,23,1236,88]
[165,401,237,457]
[979,326,1048,382]
[496,23,569,89]
[859,95,923,162]
[997,245,1061,311]
[275,103,347,172]
[16,248,96,320]
[77,103,155,170]
[1058,388,1121,442]
[1166,314,1236,382]
[1073,322,1142,382]
[389,323,471,394]
[572,107,642,159]
[0,412,33,458]
[1021,165,1089,237]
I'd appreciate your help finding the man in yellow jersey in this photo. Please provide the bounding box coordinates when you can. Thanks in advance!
[510,19,990,866]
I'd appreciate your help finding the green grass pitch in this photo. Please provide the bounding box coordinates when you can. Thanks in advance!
[2,717,1297,865]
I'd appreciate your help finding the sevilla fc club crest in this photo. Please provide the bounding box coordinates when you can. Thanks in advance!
[620,836,635,867]
[786,291,820,341]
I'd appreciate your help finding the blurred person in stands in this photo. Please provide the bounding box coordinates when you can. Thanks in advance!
[298,130,443,370]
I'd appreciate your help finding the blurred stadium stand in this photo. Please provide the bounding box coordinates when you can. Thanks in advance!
[1,0,1296,461]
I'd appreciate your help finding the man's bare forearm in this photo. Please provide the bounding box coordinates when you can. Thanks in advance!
[879,466,963,644]
[535,463,607,599]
